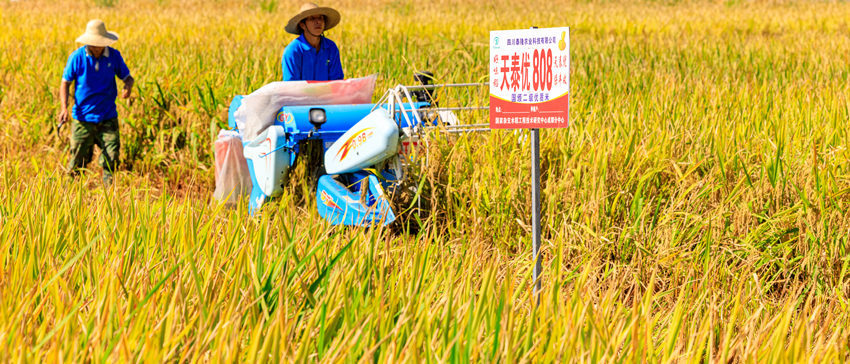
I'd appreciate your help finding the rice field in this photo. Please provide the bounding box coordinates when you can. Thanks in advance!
[1,0,850,361]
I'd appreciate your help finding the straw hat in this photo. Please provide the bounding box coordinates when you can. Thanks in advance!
[285,3,340,35]
[75,19,119,47]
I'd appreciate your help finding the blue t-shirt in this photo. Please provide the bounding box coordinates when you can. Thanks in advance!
[281,34,344,81]
[62,46,131,123]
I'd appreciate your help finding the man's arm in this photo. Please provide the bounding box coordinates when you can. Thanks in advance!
[113,50,133,99]
[282,47,302,81]
[58,80,71,127]
[121,75,134,99]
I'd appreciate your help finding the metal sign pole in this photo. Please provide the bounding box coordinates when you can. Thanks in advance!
[531,128,542,304]
[529,26,543,306]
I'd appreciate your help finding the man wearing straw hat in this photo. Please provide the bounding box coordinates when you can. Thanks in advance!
[281,3,344,81]
[58,19,134,186]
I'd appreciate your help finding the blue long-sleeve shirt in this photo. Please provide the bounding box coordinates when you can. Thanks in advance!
[281,34,344,81]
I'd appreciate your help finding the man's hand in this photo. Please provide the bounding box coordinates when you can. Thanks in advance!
[121,76,134,99]
[58,109,69,127]
[58,80,71,130]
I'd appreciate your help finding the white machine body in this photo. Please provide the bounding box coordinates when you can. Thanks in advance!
[324,109,399,175]
[242,125,290,197]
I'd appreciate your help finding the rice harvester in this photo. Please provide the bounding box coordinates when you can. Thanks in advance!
[224,73,488,226]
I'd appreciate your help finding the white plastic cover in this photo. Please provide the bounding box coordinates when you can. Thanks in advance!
[324,109,399,175]
[242,125,290,198]
[213,130,252,204]
[234,75,377,141]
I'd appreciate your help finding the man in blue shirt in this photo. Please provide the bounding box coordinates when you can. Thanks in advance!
[59,19,134,185]
[282,3,344,81]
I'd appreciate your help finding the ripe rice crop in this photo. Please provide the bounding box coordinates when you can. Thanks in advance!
[1,0,849,361]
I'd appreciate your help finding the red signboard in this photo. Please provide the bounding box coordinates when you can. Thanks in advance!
[489,28,570,129]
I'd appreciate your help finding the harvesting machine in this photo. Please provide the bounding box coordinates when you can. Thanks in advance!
[225,73,487,226]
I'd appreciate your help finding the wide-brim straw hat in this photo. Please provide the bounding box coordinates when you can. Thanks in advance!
[285,3,340,35]
[75,19,119,47]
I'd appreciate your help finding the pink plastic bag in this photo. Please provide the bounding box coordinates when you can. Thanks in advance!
[213,130,252,204]
[233,75,377,140]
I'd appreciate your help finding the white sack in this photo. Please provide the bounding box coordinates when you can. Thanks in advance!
[213,130,252,204]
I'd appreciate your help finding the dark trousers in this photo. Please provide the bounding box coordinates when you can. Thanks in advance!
[68,118,120,176]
